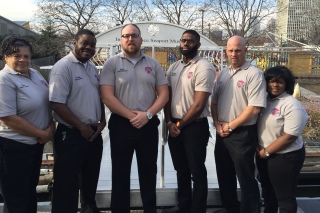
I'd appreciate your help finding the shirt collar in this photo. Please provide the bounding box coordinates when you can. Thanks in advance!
[269,91,290,101]
[180,54,201,65]
[2,64,35,77]
[228,60,251,73]
[119,51,145,60]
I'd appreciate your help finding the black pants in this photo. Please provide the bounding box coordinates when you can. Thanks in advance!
[256,147,305,213]
[0,137,44,213]
[51,124,103,213]
[214,125,261,213]
[168,118,209,213]
[108,113,160,213]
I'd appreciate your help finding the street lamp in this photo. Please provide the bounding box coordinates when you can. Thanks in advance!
[199,9,205,35]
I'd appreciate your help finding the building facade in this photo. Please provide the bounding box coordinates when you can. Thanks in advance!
[276,0,315,45]
[0,16,38,37]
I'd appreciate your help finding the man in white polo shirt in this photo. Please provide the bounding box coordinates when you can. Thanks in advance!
[100,23,168,213]
[164,30,215,213]
[49,29,106,213]
[211,35,266,213]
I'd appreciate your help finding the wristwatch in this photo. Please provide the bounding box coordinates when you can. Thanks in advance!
[264,148,270,157]
[227,123,233,132]
[146,111,153,120]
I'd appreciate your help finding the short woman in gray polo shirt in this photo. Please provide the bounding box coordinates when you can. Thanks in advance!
[0,37,54,213]
[256,66,308,213]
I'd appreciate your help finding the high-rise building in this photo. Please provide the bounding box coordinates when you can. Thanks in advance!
[276,0,315,45]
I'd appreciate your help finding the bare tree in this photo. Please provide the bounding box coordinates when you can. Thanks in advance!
[152,0,202,27]
[104,0,136,25]
[208,0,277,39]
[135,0,157,22]
[35,0,107,38]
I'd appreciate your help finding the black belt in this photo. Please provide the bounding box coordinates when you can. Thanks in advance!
[171,117,207,124]
[58,123,98,131]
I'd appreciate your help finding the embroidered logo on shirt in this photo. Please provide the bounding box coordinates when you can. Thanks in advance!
[237,80,245,88]
[19,84,29,88]
[145,67,152,74]
[187,72,193,79]
[271,108,280,116]
[75,76,83,81]
[41,80,48,87]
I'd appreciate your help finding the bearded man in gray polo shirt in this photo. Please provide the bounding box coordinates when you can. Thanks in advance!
[49,29,105,213]
[100,24,168,213]
[211,35,266,213]
[164,30,215,213]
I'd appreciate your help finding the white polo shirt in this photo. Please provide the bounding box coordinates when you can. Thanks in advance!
[212,61,266,125]
[0,65,51,145]
[257,92,308,153]
[49,52,102,127]
[100,52,167,111]
[166,55,215,119]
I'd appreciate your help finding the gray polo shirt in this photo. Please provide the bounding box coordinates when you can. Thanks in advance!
[99,52,167,111]
[0,65,51,145]
[49,52,102,127]
[212,61,266,125]
[257,92,308,153]
[167,55,215,119]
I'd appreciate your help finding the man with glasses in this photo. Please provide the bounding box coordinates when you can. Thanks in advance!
[100,23,168,213]
[164,30,215,213]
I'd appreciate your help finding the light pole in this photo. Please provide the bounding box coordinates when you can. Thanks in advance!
[208,23,211,39]
[199,9,205,35]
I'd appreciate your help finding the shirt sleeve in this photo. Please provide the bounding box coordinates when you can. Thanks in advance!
[99,57,116,86]
[0,77,16,117]
[284,106,308,137]
[247,69,267,107]
[49,63,71,104]
[195,63,215,93]
[155,61,168,87]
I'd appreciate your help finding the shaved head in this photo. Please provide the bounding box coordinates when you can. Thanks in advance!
[226,35,247,69]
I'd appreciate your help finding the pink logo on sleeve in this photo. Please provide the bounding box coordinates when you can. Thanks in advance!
[41,80,48,87]
[145,67,152,74]
[237,80,245,88]
[271,108,280,116]
[187,72,193,79]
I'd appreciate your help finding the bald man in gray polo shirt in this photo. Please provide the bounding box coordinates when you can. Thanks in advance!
[100,23,168,213]
[211,35,266,213]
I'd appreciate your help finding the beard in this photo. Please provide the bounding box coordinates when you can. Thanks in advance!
[179,45,198,57]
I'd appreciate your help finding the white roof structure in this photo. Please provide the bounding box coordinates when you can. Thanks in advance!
[96,21,220,50]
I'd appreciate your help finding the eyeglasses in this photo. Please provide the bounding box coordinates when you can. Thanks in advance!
[121,34,140,39]
[180,39,197,44]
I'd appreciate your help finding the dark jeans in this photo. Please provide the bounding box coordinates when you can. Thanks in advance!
[214,125,261,213]
[0,137,44,213]
[51,124,103,213]
[168,118,209,213]
[256,147,305,213]
[108,113,160,213]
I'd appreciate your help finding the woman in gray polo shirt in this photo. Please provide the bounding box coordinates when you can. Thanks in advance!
[0,37,54,213]
[256,66,308,213]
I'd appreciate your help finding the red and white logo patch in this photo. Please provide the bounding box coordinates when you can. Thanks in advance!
[41,80,48,87]
[187,72,193,79]
[145,67,152,74]
[237,80,245,88]
[271,108,280,116]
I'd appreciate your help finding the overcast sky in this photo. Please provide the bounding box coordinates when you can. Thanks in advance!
[0,0,37,21]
